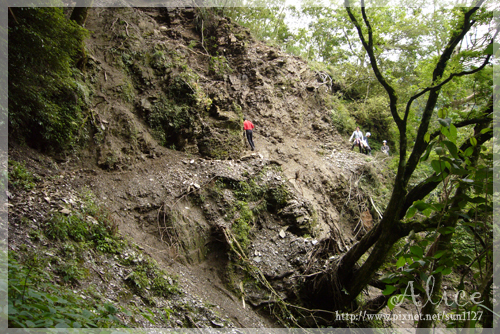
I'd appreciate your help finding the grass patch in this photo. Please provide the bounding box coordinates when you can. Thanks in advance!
[125,259,180,298]
[8,160,38,190]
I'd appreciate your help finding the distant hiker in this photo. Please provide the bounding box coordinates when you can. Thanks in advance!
[243,117,255,151]
[349,126,363,152]
[381,140,390,155]
[361,132,372,155]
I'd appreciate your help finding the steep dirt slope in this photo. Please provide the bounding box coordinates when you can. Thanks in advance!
[77,6,383,243]
[7,7,394,327]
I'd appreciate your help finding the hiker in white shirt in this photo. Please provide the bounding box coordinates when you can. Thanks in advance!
[349,126,364,152]
[361,132,372,155]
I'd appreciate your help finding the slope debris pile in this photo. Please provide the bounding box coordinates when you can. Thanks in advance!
[7,6,392,328]
[7,148,241,328]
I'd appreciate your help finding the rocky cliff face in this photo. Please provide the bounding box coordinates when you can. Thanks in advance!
[8,7,391,327]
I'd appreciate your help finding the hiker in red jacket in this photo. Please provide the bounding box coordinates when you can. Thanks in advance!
[243,117,255,151]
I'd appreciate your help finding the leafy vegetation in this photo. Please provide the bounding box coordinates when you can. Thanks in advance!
[7,185,185,328]
[9,253,123,328]
[147,96,193,148]
[231,201,254,251]
[225,1,301,54]
[144,47,215,150]
[8,160,38,190]
[208,54,233,79]
[8,7,90,152]
[125,259,180,298]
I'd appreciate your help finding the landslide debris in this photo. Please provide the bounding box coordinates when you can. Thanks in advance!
[7,6,394,328]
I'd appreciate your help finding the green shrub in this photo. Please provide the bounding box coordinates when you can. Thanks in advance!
[56,262,88,285]
[349,96,394,144]
[209,54,232,78]
[45,214,83,241]
[149,50,169,74]
[28,229,42,242]
[152,275,180,297]
[231,201,254,251]
[267,184,290,212]
[8,7,89,152]
[8,253,123,328]
[43,190,120,253]
[233,180,265,202]
[126,260,179,297]
[147,96,193,148]
[330,105,356,135]
[8,160,38,190]
[127,270,149,290]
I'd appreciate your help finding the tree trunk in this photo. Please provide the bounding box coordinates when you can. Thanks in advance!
[339,225,402,306]
[303,2,492,318]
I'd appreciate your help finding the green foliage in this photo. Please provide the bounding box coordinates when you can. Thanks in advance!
[8,185,185,328]
[8,253,123,328]
[149,50,170,74]
[8,160,38,190]
[210,177,265,252]
[119,80,136,103]
[193,7,221,50]
[210,178,225,200]
[44,214,84,241]
[126,259,180,297]
[146,52,213,149]
[8,7,90,152]
[329,100,356,134]
[386,126,493,321]
[151,48,212,110]
[152,275,180,298]
[231,201,254,251]
[198,132,242,160]
[55,262,88,285]
[349,95,394,146]
[267,184,289,212]
[44,212,120,253]
[170,69,212,110]
[209,54,233,78]
[232,180,265,202]
[147,96,192,148]
[127,270,149,291]
[225,3,301,56]
[43,189,121,253]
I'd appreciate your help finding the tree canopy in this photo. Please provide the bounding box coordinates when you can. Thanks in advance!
[228,0,496,327]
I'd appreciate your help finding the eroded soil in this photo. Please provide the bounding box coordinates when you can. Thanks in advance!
[6,6,398,328]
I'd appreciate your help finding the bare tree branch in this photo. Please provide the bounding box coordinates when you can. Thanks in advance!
[344,1,402,129]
